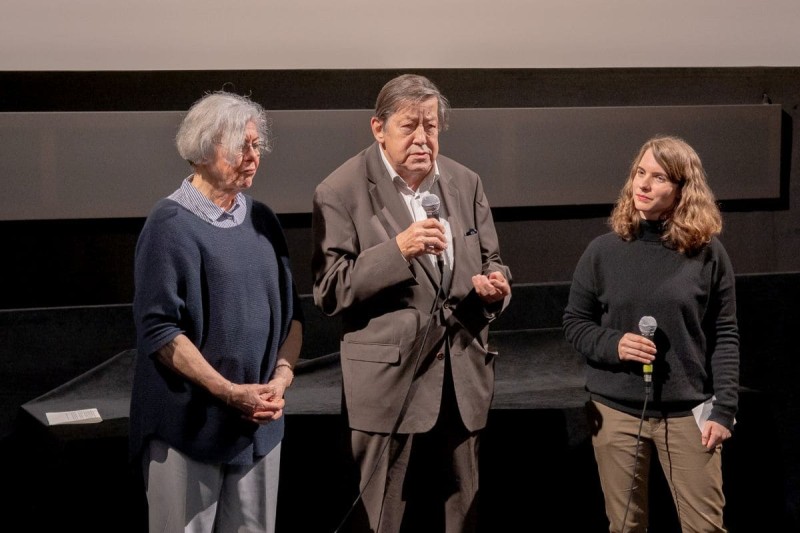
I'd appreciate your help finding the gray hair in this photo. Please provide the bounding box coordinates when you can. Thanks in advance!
[373,74,450,131]
[176,91,271,166]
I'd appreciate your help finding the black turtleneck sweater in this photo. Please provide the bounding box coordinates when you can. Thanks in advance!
[562,220,739,430]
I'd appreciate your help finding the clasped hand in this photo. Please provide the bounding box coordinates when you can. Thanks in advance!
[228,381,287,425]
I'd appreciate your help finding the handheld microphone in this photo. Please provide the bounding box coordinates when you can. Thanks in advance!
[638,316,657,388]
[420,194,444,271]
[421,193,440,220]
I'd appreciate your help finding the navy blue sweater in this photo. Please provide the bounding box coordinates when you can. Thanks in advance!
[130,196,302,465]
[563,221,739,430]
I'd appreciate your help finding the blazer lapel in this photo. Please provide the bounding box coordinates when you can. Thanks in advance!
[438,168,464,293]
[365,143,441,293]
[365,143,412,238]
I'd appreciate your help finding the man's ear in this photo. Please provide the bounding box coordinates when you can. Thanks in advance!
[370,117,384,144]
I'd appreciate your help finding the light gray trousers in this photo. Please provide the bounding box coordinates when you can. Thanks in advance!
[144,438,281,533]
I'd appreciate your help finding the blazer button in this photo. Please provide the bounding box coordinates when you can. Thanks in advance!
[436,352,445,360]
[443,302,451,310]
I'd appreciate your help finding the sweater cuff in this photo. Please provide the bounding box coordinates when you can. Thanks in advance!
[709,405,737,431]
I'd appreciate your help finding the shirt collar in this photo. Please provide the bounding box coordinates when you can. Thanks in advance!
[182,177,245,223]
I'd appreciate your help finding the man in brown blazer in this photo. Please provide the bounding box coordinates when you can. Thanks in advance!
[311,74,512,533]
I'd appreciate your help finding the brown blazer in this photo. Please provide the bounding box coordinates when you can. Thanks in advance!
[311,143,511,434]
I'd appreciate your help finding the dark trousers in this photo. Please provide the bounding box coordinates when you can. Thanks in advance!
[348,356,480,533]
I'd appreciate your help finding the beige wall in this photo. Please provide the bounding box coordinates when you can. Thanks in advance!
[2,0,799,70]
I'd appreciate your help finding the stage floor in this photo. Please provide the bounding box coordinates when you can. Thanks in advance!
[20,327,588,432]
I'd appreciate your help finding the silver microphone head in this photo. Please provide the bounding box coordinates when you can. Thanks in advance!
[421,193,440,219]
[638,316,657,338]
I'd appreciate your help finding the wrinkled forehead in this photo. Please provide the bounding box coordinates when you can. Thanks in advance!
[390,97,439,120]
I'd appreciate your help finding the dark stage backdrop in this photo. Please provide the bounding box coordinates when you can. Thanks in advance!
[0,105,782,219]
[0,67,798,309]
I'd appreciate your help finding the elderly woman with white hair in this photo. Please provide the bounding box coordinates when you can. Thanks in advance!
[130,91,303,533]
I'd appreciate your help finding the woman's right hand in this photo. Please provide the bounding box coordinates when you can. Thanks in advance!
[617,332,656,365]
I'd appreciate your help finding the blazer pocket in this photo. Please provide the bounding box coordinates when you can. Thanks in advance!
[342,341,400,364]
[462,233,482,267]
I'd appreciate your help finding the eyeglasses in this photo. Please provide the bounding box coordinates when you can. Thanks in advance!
[237,141,266,158]
[216,140,267,158]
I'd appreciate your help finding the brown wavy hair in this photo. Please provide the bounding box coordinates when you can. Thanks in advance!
[609,135,722,254]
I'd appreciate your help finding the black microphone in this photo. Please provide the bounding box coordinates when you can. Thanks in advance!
[638,316,657,391]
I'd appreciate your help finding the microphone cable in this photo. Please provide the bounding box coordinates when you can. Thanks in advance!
[333,274,447,533]
[620,380,651,533]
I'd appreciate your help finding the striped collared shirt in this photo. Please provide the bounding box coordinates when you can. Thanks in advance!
[168,176,247,228]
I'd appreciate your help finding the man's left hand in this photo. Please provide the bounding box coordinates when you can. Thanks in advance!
[472,271,510,304]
